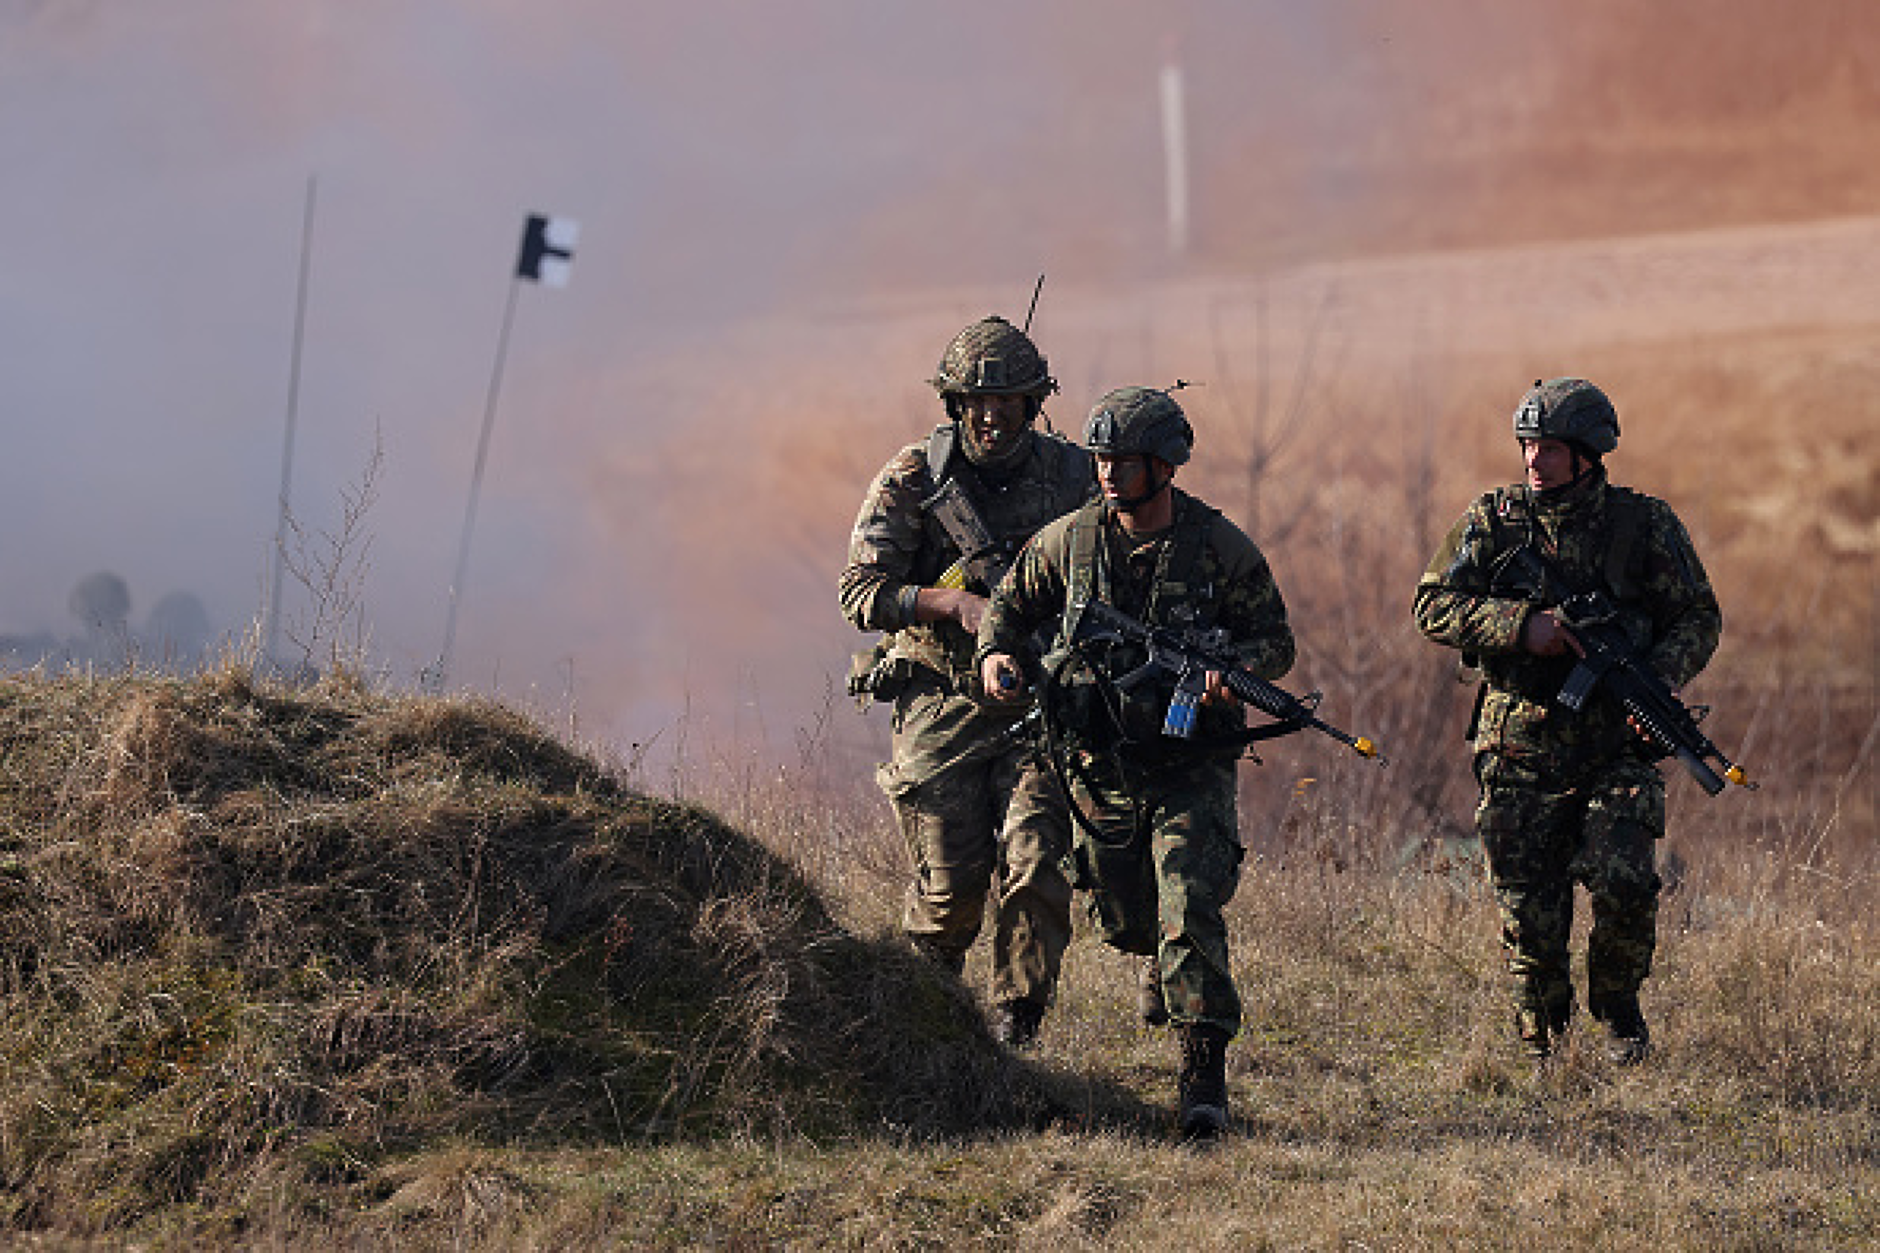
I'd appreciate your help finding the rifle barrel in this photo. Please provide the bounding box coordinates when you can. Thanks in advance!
[1076,600,1386,765]
[1498,544,1755,794]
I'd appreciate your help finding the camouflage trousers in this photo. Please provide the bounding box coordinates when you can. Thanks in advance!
[1013,746,1245,1035]
[877,678,1073,1006]
[1473,751,1665,1023]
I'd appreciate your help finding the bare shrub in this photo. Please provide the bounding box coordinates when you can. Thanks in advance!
[274,433,384,682]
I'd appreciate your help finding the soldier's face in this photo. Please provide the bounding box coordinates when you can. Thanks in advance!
[1522,438,1577,492]
[959,394,1030,461]
[1094,452,1163,504]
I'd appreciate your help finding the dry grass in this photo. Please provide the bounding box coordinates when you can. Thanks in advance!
[0,658,1869,1248]
[0,669,1064,1243]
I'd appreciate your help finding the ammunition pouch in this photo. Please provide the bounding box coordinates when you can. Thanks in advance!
[848,639,909,707]
[848,639,956,708]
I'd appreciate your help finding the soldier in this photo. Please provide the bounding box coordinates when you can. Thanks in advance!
[1413,378,1721,1064]
[840,315,1094,1048]
[978,386,1295,1139]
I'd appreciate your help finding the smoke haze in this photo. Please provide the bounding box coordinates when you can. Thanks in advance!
[3,1,1875,763]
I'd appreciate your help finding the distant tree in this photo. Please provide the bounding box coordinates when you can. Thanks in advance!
[144,591,213,673]
[67,571,133,671]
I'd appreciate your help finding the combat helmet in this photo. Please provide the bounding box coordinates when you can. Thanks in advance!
[929,316,1058,401]
[1084,386,1193,467]
[1513,378,1620,457]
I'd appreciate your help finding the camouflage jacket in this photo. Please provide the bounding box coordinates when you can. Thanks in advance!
[978,490,1295,745]
[1413,468,1721,769]
[839,425,1093,689]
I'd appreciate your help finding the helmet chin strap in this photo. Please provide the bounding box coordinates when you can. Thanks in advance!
[1111,464,1172,512]
[1530,447,1602,500]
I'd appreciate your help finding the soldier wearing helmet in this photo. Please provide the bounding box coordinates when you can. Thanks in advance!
[839,315,1093,1050]
[978,385,1296,1140]
[929,314,1060,469]
[1414,378,1722,1065]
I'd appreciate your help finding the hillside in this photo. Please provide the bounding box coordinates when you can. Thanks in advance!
[0,671,1074,1236]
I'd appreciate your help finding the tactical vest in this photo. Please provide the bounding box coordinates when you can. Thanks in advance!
[1470,480,1654,743]
[1487,481,1648,606]
[885,424,1094,693]
[920,423,1093,576]
[1055,492,1237,746]
[1061,491,1220,638]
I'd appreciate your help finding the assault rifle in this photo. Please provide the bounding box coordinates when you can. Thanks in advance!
[1066,599,1385,764]
[1491,544,1754,795]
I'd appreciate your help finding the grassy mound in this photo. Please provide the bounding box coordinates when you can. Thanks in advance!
[0,671,1032,1232]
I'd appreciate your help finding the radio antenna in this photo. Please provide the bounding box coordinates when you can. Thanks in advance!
[1022,273,1045,333]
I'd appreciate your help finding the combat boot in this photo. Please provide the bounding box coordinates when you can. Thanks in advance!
[1177,1024,1231,1141]
[1136,955,1168,1026]
[993,997,1045,1050]
[1515,992,1573,1061]
[1514,1006,1553,1061]
[1589,992,1651,1065]
[1547,996,1574,1041]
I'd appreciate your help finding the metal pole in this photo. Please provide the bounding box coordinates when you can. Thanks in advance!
[429,272,523,692]
[267,174,317,669]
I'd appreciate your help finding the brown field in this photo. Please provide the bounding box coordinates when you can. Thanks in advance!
[622,210,1878,882]
[545,7,1880,1243]
[4,3,1878,1247]
[530,2,1880,793]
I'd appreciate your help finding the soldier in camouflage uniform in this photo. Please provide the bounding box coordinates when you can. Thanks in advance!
[979,386,1295,1139]
[1414,378,1721,1063]
[839,316,1094,1048]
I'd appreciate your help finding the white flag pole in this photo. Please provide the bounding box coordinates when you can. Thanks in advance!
[267,174,317,669]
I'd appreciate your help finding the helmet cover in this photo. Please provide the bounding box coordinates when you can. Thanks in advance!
[1512,377,1620,455]
[1083,386,1193,466]
[929,316,1057,398]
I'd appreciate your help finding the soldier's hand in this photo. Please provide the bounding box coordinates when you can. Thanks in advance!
[1520,609,1584,658]
[981,653,1026,703]
[953,591,989,634]
[1202,670,1241,708]
[915,587,989,633]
